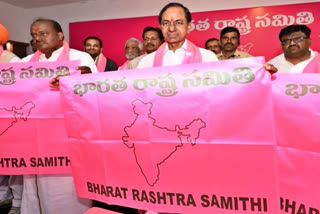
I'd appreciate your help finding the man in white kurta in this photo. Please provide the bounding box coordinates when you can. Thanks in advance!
[20,18,97,214]
[136,3,216,214]
[268,24,319,73]
[268,49,318,73]
[137,3,217,70]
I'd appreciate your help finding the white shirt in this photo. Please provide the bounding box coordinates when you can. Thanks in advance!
[0,50,20,63]
[20,46,98,73]
[268,49,318,73]
[137,39,217,68]
[10,56,20,62]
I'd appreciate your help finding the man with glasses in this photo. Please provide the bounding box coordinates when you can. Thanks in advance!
[217,26,252,60]
[137,2,217,68]
[268,25,319,73]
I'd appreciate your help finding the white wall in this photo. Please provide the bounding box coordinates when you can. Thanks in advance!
[1,0,319,43]
[0,1,32,42]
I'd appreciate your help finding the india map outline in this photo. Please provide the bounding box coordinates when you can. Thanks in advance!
[0,101,35,137]
[122,99,206,186]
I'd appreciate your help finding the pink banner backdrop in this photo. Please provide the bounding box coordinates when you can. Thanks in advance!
[0,61,80,175]
[70,2,319,66]
[60,57,283,213]
[272,74,320,214]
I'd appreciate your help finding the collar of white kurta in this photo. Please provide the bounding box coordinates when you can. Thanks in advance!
[96,52,107,72]
[29,40,70,62]
[282,49,317,64]
[281,49,318,73]
[153,39,202,67]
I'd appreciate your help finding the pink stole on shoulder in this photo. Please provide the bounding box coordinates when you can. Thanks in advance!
[118,60,130,70]
[303,53,319,73]
[153,40,202,67]
[0,45,3,56]
[29,41,70,62]
[96,53,107,72]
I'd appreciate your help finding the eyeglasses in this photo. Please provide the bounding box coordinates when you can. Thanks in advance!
[281,36,309,45]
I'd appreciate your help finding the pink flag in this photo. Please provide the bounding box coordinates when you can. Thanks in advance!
[29,40,70,62]
[118,60,129,70]
[0,60,80,175]
[60,57,281,213]
[153,40,202,67]
[96,52,107,72]
[303,53,319,73]
[272,73,320,214]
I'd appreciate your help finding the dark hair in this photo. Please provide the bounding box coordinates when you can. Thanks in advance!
[205,38,219,49]
[158,2,191,24]
[32,18,63,33]
[84,36,103,47]
[279,25,311,41]
[220,26,240,39]
[142,26,164,41]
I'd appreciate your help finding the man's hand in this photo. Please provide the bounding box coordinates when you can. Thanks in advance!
[49,75,67,89]
[263,63,278,74]
[49,66,92,89]
[76,66,92,74]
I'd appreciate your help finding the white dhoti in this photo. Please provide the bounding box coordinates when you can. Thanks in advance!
[21,174,91,214]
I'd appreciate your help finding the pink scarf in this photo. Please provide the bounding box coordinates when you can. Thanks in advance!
[96,52,107,72]
[153,39,202,67]
[118,60,130,70]
[303,53,319,73]
[29,40,70,62]
[0,45,3,56]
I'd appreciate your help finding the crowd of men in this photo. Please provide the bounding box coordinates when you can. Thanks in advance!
[0,2,319,214]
